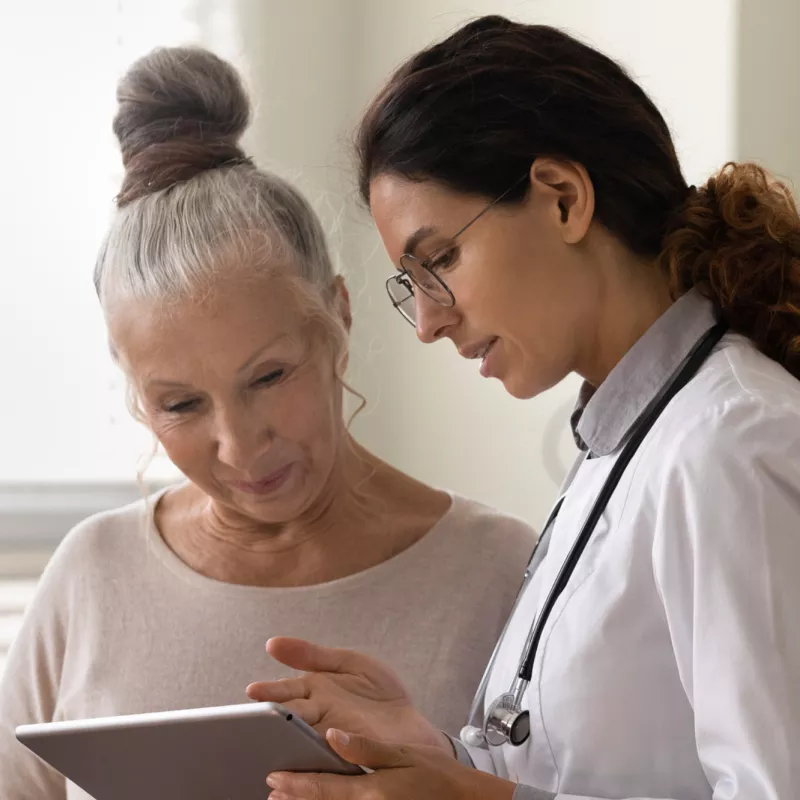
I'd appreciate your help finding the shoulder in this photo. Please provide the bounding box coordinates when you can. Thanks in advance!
[646,336,800,555]
[35,493,156,599]
[708,333,800,414]
[440,494,535,565]
[424,495,533,612]
[1,494,159,692]
[655,333,800,472]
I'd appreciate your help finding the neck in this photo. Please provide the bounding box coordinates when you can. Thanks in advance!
[578,249,673,388]
[207,436,379,545]
[158,436,448,587]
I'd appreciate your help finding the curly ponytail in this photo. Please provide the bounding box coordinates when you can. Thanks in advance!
[660,163,800,379]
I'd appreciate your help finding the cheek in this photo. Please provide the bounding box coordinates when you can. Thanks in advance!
[142,368,344,476]
[148,414,208,474]
[451,233,541,326]
[255,360,346,479]
[464,236,584,338]
[454,262,527,330]
[271,375,342,453]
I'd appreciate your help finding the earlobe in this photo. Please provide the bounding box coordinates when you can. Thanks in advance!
[333,275,352,332]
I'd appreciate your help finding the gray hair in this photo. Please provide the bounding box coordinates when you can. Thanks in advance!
[94,46,338,319]
[93,46,360,458]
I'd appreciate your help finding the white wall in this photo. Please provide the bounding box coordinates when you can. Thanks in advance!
[0,1,132,483]
[736,0,800,189]
[0,1,206,484]
[345,0,738,528]
[0,0,356,486]
[0,0,750,534]
[231,0,358,235]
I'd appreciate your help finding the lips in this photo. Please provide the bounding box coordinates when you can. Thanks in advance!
[229,464,294,495]
[459,337,498,361]
[479,339,499,378]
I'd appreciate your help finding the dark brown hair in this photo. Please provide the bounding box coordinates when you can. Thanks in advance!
[356,15,800,378]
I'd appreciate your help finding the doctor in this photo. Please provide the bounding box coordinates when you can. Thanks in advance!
[247,15,800,800]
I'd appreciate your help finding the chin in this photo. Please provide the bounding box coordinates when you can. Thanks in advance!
[228,470,317,522]
[501,368,555,400]
[502,380,539,400]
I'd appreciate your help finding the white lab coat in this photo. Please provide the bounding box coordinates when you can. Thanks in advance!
[463,333,800,799]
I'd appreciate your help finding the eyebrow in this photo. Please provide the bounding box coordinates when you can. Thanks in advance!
[145,379,191,390]
[236,335,291,373]
[402,226,437,258]
[144,334,292,390]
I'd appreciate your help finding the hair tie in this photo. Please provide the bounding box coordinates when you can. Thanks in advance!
[116,139,252,207]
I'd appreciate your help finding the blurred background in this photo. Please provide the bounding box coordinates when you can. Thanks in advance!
[0,0,797,671]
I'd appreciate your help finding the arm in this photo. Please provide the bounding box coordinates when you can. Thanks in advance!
[515,401,800,800]
[255,396,800,800]
[649,400,800,799]
[0,559,69,799]
[447,738,554,799]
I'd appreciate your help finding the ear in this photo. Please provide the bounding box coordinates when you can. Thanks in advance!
[529,158,595,245]
[332,275,352,332]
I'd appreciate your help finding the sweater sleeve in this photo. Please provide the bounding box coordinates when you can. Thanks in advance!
[0,548,71,799]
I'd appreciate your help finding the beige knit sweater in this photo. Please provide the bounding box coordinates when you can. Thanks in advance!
[0,491,533,799]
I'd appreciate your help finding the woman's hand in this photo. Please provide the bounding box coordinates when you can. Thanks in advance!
[247,637,450,753]
[266,728,516,800]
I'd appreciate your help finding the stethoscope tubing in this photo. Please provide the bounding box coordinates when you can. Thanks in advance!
[462,321,728,750]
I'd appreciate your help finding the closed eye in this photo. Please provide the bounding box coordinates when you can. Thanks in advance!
[161,369,286,414]
[165,398,200,414]
[253,369,285,387]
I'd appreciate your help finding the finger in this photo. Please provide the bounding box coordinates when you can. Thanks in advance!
[277,698,323,728]
[267,770,368,800]
[266,637,370,676]
[246,677,310,704]
[266,638,407,691]
[325,729,412,770]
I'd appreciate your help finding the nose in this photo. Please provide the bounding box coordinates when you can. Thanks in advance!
[414,292,458,344]
[214,405,271,472]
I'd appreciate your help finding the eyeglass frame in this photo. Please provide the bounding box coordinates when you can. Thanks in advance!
[385,172,530,326]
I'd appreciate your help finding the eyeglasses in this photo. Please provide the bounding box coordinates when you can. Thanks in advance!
[385,173,529,326]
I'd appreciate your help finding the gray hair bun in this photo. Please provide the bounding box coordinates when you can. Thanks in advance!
[114,46,252,207]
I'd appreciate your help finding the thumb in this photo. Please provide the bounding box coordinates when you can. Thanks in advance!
[326,729,413,770]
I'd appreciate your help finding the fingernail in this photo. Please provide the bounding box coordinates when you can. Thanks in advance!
[329,728,350,745]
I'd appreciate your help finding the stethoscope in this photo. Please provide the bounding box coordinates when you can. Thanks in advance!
[461,321,728,750]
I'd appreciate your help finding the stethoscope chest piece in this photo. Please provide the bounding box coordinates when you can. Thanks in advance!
[461,322,729,753]
[484,692,531,747]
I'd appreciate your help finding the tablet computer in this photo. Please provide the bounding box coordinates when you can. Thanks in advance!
[16,701,364,799]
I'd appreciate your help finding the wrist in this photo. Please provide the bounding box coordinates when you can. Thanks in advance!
[468,773,516,800]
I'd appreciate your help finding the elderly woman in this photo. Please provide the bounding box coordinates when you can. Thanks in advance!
[0,47,533,799]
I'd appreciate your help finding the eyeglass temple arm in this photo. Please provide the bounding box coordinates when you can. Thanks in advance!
[422,172,530,266]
